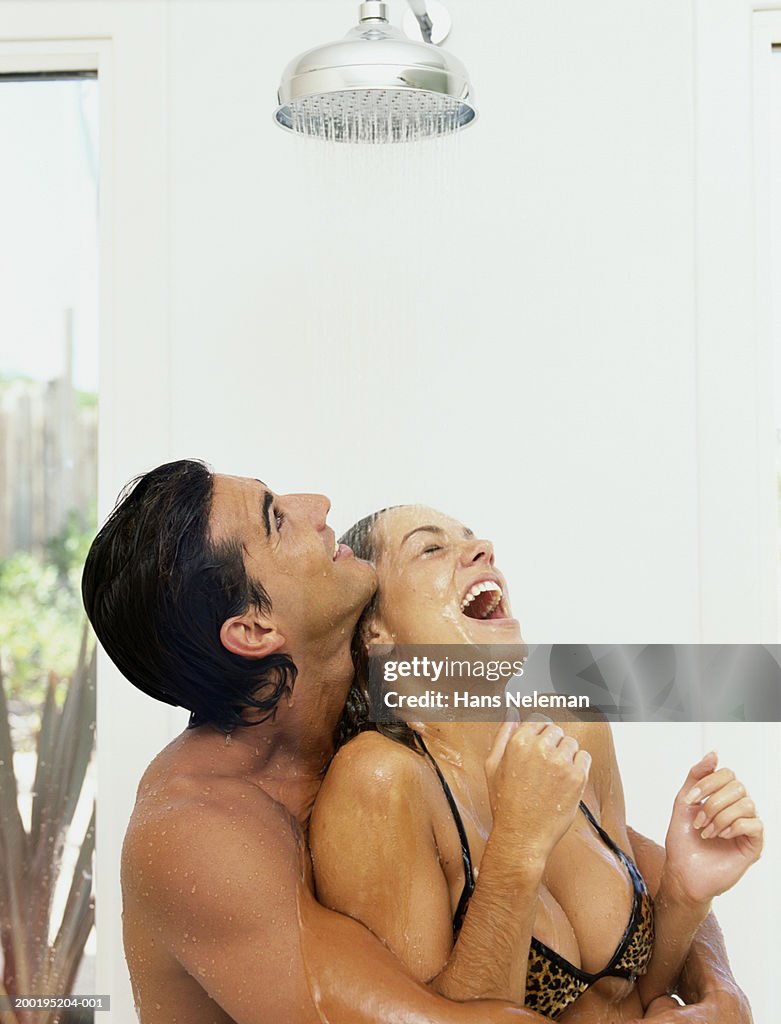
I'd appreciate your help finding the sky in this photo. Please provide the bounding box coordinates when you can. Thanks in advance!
[0,78,99,393]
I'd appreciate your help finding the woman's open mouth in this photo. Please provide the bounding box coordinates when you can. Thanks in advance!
[460,580,507,621]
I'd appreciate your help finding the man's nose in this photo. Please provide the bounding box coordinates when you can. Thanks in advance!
[289,493,331,529]
[460,538,495,567]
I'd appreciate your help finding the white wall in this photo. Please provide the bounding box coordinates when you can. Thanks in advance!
[169,0,703,643]
[2,1,779,1021]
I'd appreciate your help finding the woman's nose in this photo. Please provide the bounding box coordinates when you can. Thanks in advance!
[460,538,494,567]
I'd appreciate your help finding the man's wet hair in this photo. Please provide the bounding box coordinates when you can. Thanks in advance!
[82,459,296,733]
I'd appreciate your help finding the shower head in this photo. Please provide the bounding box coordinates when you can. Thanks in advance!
[274,1,476,144]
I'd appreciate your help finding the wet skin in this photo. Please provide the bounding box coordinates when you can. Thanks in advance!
[121,477,546,1024]
[310,507,760,1024]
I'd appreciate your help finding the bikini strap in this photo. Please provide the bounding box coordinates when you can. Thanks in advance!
[578,801,645,888]
[413,732,476,932]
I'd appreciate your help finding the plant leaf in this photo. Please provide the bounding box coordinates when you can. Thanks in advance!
[27,672,63,976]
[0,978,21,1024]
[0,659,32,994]
[29,628,95,949]
[48,803,95,994]
[29,673,60,848]
[45,627,95,842]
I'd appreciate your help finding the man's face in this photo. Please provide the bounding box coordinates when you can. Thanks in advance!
[209,475,377,652]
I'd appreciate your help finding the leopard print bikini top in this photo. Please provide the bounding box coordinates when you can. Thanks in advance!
[416,735,655,1021]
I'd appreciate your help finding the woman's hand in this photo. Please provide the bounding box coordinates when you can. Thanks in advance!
[662,753,764,907]
[484,719,591,863]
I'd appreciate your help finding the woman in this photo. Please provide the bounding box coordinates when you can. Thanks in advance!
[310,506,763,1023]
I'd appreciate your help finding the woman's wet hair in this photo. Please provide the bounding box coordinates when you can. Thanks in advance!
[337,509,416,751]
[82,459,296,733]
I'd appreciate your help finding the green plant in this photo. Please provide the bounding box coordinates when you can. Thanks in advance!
[0,624,96,1024]
[0,530,94,706]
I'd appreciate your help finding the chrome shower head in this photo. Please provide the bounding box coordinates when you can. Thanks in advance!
[274,1,476,144]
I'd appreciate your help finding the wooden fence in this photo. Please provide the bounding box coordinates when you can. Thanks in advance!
[0,372,97,559]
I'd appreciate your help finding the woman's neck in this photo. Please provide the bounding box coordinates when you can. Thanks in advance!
[411,721,503,836]
[413,720,501,766]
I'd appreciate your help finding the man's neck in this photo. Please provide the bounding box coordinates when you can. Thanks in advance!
[196,644,354,826]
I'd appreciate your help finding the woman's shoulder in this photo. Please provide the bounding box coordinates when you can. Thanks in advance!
[323,730,427,797]
[311,732,432,855]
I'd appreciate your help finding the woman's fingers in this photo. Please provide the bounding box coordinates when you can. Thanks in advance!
[557,735,580,761]
[485,720,521,775]
[540,724,565,749]
[574,748,592,780]
[678,752,719,803]
[683,765,739,805]
[546,730,590,782]
[699,796,755,839]
[716,816,764,844]
[691,778,747,830]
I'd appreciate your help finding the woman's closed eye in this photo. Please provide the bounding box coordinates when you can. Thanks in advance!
[420,543,444,556]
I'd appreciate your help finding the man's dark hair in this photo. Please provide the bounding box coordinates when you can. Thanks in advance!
[82,459,296,733]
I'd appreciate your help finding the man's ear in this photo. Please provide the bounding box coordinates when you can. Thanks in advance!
[219,610,286,660]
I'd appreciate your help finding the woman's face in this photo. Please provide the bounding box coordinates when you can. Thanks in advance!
[368,506,523,646]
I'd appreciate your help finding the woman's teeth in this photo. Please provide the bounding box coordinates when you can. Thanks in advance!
[333,540,339,560]
[460,581,503,620]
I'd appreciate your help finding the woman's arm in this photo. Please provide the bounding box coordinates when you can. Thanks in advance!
[627,829,753,1024]
[579,725,762,1012]
[635,755,763,1009]
[311,724,588,1005]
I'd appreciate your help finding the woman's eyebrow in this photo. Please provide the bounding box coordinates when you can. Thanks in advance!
[401,525,445,545]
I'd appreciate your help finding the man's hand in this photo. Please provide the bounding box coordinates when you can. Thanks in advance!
[626,986,753,1023]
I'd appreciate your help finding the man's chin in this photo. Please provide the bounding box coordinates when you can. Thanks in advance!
[350,556,378,597]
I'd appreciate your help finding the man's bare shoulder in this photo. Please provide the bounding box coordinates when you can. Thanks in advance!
[122,737,297,912]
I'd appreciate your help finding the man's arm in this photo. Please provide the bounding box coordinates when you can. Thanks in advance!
[627,828,752,1023]
[125,779,546,1024]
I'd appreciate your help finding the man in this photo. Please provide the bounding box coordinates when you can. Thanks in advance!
[83,460,752,1024]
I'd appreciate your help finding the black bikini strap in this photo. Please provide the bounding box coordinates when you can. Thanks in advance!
[577,800,649,980]
[413,732,476,933]
[578,801,644,887]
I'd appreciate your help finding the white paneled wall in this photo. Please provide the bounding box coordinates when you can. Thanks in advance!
[169,0,702,642]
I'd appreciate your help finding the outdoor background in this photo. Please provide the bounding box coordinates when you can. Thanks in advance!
[0,75,98,1013]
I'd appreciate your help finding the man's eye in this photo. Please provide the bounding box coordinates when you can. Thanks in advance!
[274,508,285,531]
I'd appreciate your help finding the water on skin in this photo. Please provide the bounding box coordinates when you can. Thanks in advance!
[316,505,647,1021]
